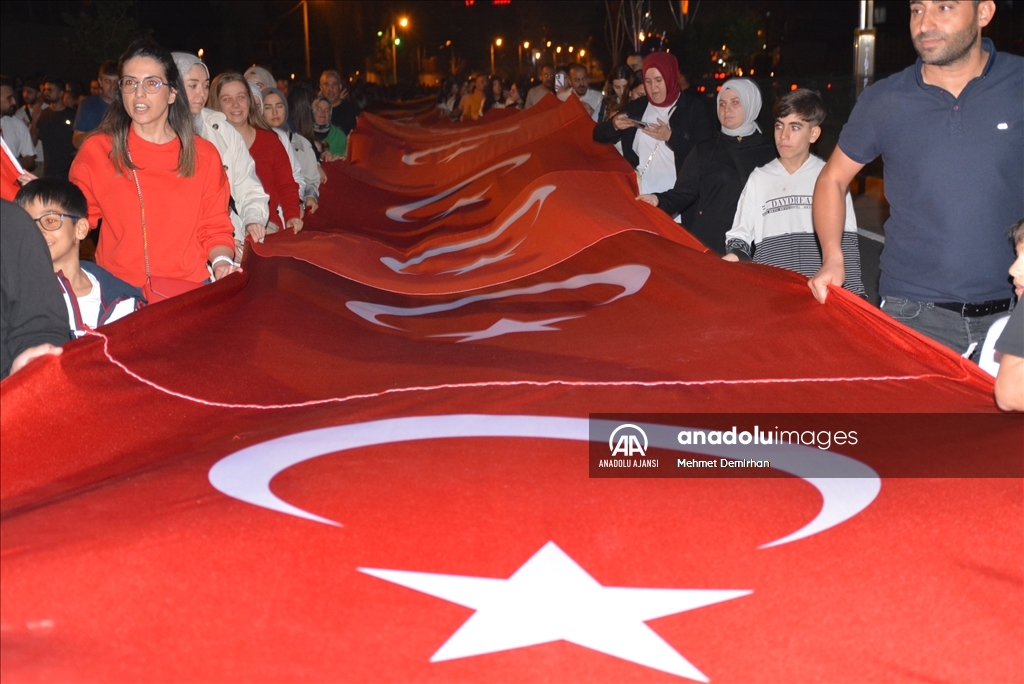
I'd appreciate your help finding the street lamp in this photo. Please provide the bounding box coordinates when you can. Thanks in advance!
[302,0,311,78]
[445,39,456,75]
[519,41,529,74]
[391,16,410,85]
[490,37,503,75]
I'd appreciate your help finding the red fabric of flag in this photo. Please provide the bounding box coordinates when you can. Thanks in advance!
[0,139,23,201]
[1,98,1020,684]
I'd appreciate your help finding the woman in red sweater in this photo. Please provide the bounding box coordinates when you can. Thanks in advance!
[213,73,302,235]
[69,40,236,289]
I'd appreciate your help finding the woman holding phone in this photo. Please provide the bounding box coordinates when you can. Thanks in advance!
[593,52,712,196]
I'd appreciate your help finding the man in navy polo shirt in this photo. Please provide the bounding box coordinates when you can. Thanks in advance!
[809,0,1022,361]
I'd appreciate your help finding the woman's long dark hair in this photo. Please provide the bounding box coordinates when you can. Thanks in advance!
[288,84,317,144]
[629,68,645,100]
[604,65,634,119]
[482,76,504,114]
[98,39,196,177]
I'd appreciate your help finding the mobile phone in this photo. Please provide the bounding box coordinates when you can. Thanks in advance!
[554,73,566,89]
[628,118,648,128]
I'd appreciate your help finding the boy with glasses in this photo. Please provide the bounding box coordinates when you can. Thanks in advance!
[15,179,142,337]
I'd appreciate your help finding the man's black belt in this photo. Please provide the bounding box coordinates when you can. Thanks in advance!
[933,299,1012,317]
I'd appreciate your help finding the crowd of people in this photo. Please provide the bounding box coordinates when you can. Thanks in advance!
[438,56,658,124]
[1,39,363,325]
[1,0,1021,410]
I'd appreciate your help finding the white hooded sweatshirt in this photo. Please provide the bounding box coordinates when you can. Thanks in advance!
[725,154,865,296]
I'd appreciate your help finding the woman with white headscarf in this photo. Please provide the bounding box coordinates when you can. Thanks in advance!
[638,77,776,255]
[244,65,274,92]
[172,51,269,257]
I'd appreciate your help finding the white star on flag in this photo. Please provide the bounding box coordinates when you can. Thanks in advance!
[359,541,751,681]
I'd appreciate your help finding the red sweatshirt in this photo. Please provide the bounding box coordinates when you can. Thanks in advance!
[248,128,300,225]
[70,128,234,287]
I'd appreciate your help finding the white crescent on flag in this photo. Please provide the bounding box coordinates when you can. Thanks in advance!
[208,414,881,547]
[401,125,522,165]
[381,184,555,274]
[386,154,531,222]
[346,264,651,331]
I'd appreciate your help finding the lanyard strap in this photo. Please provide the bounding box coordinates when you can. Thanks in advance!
[637,142,662,181]
[635,104,678,184]
[126,148,151,280]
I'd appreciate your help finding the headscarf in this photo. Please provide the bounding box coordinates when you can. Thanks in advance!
[171,52,209,81]
[247,80,263,107]
[261,87,290,133]
[312,95,332,135]
[717,78,762,137]
[171,52,210,130]
[244,66,275,91]
[640,52,680,107]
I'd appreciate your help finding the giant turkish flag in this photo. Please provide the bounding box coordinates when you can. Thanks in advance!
[2,97,1021,683]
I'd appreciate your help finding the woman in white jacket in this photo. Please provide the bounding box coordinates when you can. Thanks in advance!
[261,87,320,215]
[172,52,269,257]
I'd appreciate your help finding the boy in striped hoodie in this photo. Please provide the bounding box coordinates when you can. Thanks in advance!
[723,89,865,297]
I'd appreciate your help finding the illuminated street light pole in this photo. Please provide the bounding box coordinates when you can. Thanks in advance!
[490,37,502,75]
[519,41,529,75]
[445,39,455,75]
[392,16,409,85]
[855,0,876,96]
[302,0,311,78]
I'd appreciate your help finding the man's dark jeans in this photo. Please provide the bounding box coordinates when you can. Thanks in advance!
[880,296,1010,363]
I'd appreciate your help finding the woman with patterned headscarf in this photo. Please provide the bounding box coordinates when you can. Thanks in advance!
[593,51,713,199]
[311,95,346,160]
[637,78,777,255]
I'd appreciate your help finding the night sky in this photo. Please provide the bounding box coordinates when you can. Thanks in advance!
[1,0,1021,87]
